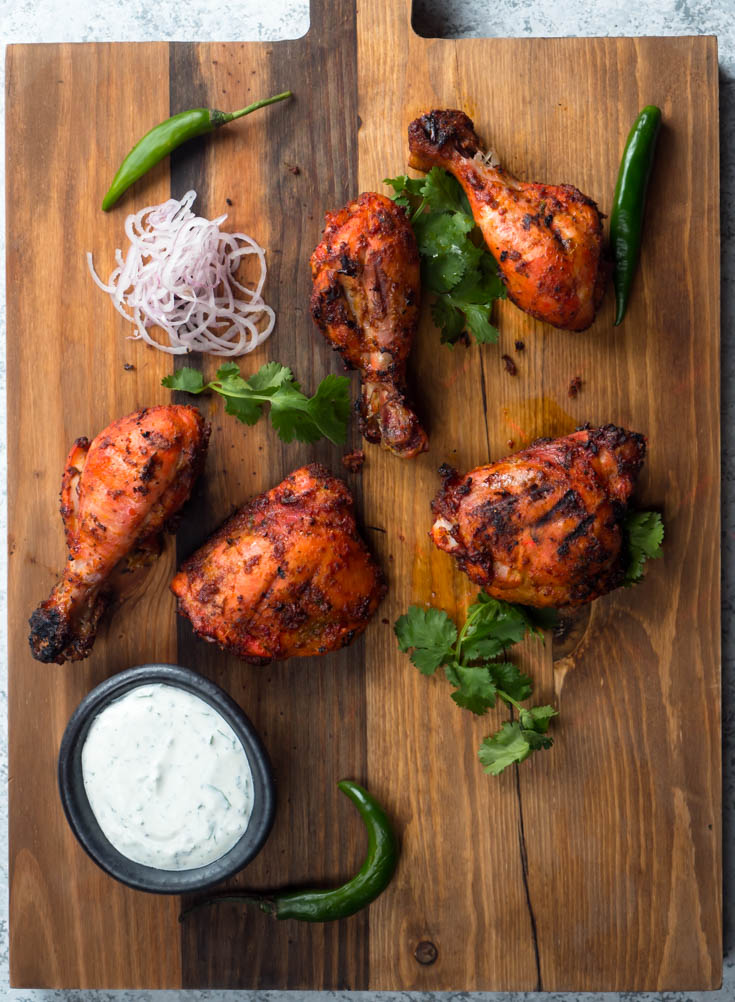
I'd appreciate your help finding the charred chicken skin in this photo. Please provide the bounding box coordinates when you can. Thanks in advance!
[310,192,428,458]
[29,406,209,664]
[171,464,386,663]
[408,110,606,331]
[431,426,646,608]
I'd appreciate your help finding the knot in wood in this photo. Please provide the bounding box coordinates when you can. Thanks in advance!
[414,940,438,965]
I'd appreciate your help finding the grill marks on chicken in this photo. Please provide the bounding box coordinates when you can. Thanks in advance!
[310,192,428,458]
[408,110,607,332]
[29,406,209,664]
[171,464,386,663]
[431,426,646,607]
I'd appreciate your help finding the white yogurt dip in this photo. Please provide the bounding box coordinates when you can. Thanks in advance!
[81,682,254,871]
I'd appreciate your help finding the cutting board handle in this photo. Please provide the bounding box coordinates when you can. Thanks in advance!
[307,0,416,41]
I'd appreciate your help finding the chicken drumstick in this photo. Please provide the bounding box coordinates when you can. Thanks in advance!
[29,405,209,664]
[311,192,428,458]
[431,425,646,607]
[408,110,607,332]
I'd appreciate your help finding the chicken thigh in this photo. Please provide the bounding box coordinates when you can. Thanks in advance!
[171,464,386,663]
[431,425,646,607]
[29,405,209,664]
[310,192,428,457]
[408,110,607,331]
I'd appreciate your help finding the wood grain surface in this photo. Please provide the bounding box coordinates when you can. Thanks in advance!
[6,0,721,990]
[358,2,722,991]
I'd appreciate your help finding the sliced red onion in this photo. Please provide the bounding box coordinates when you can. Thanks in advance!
[87,190,275,356]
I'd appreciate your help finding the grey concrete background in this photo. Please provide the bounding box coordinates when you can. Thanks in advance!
[1,1,732,999]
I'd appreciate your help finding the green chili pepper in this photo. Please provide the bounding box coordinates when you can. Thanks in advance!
[610,105,662,326]
[101,90,293,212]
[180,780,399,923]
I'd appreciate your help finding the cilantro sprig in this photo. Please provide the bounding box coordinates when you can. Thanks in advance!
[395,594,558,775]
[624,510,664,585]
[384,168,506,345]
[163,361,351,445]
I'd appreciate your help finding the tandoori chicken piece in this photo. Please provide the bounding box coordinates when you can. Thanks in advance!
[431,425,646,608]
[310,192,428,458]
[171,464,386,663]
[408,110,607,331]
[29,406,209,664]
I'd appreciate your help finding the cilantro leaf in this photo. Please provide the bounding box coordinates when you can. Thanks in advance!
[268,374,351,445]
[215,361,243,380]
[265,384,319,442]
[523,729,555,752]
[223,393,265,426]
[443,660,462,687]
[382,174,424,211]
[519,705,558,735]
[478,712,556,775]
[307,373,353,443]
[419,166,472,216]
[444,259,506,343]
[624,511,664,585]
[479,722,536,774]
[244,361,295,392]
[431,297,466,345]
[163,361,351,445]
[412,211,474,262]
[460,628,505,663]
[214,366,257,417]
[456,302,499,344]
[490,661,533,704]
[450,255,506,304]
[394,606,457,675]
[460,593,541,660]
[431,256,504,343]
[422,254,467,294]
[383,174,424,199]
[450,664,497,714]
[162,367,206,393]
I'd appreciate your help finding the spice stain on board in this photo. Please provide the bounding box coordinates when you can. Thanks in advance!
[498,397,577,451]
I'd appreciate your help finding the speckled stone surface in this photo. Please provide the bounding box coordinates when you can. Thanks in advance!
[1,1,732,999]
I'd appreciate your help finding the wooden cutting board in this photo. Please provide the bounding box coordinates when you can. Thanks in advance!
[6,0,721,990]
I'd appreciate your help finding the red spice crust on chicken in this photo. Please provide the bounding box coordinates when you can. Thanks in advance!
[29,405,210,664]
[431,425,646,608]
[310,192,428,458]
[408,109,607,332]
[171,464,386,663]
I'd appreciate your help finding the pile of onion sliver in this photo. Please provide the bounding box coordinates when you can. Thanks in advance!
[88,190,275,356]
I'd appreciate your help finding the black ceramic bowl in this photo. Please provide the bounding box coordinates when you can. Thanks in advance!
[58,663,276,894]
